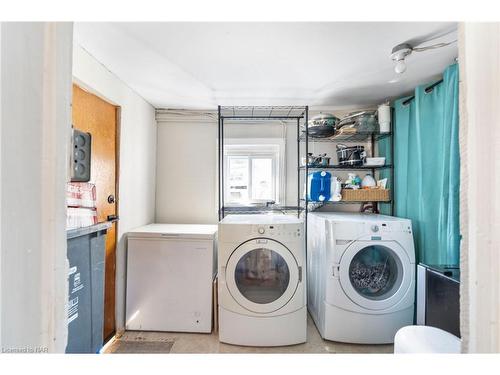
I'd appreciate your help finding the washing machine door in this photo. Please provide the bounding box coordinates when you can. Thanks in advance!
[225,238,300,314]
[339,240,411,311]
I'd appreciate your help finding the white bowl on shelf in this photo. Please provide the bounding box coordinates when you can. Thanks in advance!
[364,157,386,166]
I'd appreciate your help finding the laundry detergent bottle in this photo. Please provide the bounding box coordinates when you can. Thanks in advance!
[307,171,331,202]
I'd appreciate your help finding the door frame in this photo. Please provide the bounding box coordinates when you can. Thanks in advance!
[72,80,121,342]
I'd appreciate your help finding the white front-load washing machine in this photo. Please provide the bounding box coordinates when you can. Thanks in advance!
[307,212,415,344]
[218,214,306,346]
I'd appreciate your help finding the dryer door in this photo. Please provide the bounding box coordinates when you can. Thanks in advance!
[225,238,300,314]
[339,240,411,311]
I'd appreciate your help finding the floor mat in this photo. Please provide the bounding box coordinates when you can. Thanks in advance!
[107,339,174,354]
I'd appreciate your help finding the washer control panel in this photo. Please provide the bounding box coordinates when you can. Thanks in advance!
[366,221,412,235]
[252,224,302,240]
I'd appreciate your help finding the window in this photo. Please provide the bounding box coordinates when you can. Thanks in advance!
[224,141,284,205]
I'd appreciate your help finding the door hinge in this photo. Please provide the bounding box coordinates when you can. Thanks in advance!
[298,266,303,282]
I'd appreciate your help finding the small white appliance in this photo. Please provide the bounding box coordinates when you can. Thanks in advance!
[307,212,415,344]
[218,214,306,346]
[126,224,217,333]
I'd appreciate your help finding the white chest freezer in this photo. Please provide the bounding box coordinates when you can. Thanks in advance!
[126,224,217,333]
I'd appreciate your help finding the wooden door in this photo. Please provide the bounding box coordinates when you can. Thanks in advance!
[72,84,118,342]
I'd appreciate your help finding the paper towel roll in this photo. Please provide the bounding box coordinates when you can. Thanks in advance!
[378,103,391,133]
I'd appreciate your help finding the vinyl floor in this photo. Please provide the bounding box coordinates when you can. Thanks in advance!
[104,314,394,354]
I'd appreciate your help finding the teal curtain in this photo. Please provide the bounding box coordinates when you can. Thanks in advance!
[388,63,460,265]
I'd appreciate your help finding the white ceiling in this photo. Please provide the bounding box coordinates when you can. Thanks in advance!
[74,22,458,109]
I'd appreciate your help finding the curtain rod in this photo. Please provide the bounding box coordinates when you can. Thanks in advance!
[402,79,444,106]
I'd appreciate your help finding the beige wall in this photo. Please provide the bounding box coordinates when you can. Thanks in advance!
[155,114,218,224]
[154,112,302,224]
[155,111,310,225]
[459,22,500,353]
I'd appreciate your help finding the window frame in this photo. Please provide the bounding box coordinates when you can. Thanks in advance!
[223,138,285,206]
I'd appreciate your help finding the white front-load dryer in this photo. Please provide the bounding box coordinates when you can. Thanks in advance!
[307,212,415,344]
[218,214,306,346]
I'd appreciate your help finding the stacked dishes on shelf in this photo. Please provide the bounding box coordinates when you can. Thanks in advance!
[302,110,383,141]
[304,113,339,138]
[336,110,379,133]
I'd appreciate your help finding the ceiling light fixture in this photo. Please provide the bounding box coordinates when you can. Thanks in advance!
[390,39,457,75]
[391,43,412,74]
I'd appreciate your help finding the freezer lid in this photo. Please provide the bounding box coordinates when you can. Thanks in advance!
[127,223,218,240]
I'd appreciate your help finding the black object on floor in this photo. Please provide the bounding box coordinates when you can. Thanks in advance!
[417,263,460,338]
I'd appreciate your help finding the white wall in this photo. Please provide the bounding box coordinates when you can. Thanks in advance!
[0,22,73,353]
[459,22,500,353]
[155,112,218,224]
[155,111,302,224]
[72,44,157,333]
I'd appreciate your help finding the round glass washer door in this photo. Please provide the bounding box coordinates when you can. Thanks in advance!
[225,238,300,314]
[339,241,411,311]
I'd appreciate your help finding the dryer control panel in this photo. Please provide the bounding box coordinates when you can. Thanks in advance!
[252,224,302,241]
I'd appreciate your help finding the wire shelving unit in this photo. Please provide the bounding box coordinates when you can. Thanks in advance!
[300,116,395,216]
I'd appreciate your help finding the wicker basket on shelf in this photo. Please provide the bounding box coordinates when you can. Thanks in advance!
[341,188,391,202]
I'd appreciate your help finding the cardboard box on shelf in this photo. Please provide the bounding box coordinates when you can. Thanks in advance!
[66,182,97,208]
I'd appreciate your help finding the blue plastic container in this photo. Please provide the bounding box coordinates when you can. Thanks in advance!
[308,171,331,202]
